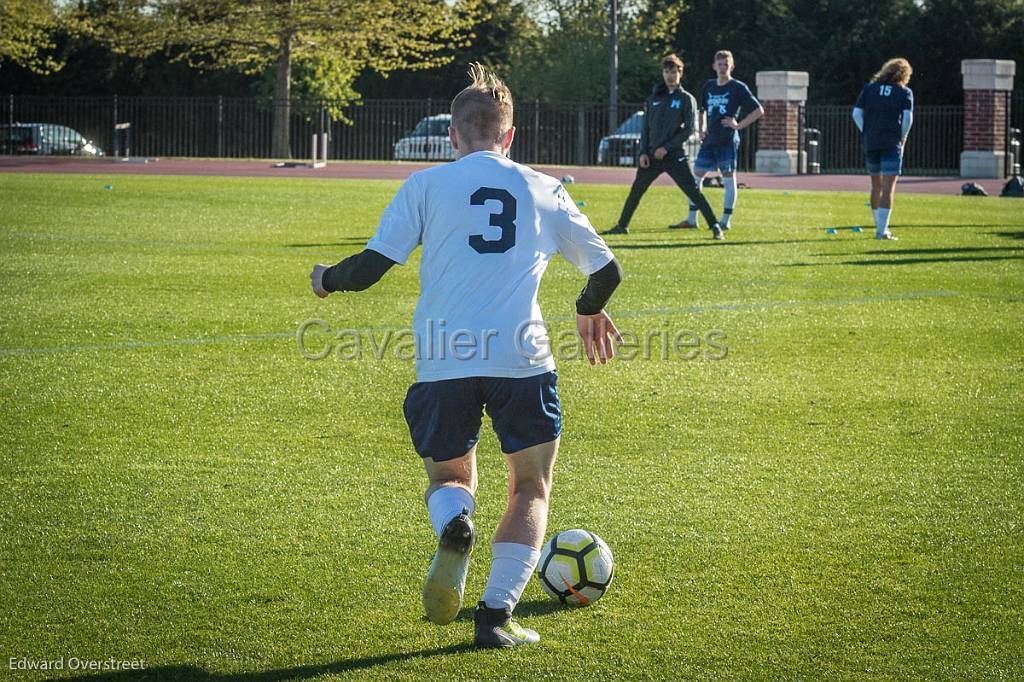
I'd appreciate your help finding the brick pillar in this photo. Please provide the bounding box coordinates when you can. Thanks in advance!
[755,71,809,174]
[960,59,1016,178]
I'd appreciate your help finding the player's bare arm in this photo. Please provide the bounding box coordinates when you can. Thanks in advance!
[721,105,764,131]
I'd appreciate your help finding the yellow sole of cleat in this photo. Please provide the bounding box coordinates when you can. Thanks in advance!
[423,546,469,625]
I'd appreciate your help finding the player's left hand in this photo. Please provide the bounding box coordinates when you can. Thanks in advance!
[576,311,623,366]
[653,147,668,160]
[721,116,739,130]
[310,264,331,298]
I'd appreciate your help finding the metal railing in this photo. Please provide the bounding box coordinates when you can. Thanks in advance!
[802,104,964,175]
[1008,90,1022,177]
[2,94,760,169]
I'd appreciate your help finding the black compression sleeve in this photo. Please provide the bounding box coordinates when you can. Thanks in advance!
[322,249,397,292]
[576,258,623,315]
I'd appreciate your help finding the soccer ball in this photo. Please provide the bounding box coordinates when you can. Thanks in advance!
[561,174,575,184]
[536,529,613,606]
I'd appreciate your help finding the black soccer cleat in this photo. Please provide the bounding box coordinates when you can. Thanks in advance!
[474,601,540,648]
[423,509,476,625]
[711,224,725,240]
[601,224,629,235]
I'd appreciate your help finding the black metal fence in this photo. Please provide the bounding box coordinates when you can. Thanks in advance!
[3,94,760,170]
[802,104,964,175]
[1009,90,1022,176]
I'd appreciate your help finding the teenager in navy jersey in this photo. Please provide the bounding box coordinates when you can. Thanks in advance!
[853,58,914,240]
[673,50,763,232]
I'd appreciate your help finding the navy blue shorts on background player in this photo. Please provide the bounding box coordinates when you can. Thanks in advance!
[403,371,562,461]
[865,146,903,175]
[695,140,739,173]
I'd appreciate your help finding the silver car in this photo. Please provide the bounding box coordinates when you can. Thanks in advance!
[393,114,454,161]
[0,123,105,156]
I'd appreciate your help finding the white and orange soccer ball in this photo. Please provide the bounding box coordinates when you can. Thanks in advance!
[536,529,614,606]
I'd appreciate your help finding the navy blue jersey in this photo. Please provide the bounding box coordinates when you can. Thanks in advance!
[700,78,760,146]
[854,82,914,151]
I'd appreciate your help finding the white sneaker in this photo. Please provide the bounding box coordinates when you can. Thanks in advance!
[876,232,898,241]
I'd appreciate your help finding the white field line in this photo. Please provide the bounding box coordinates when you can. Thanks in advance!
[0,291,959,358]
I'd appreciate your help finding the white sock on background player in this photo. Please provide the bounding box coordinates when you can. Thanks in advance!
[722,176,737,227]
[427,486,476,536]
[877,208,892,236]
[687,202,699,225]
[482,542,541,611]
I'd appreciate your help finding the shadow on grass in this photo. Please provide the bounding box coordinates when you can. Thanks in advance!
[988,230,1024,240]
[50,644,477,682]
[811,246,1024,257]
[783,253,1024,267]
[448,597,572,623]
[57,601,569,681]
[282,238,372,248]
[609,238,822,250]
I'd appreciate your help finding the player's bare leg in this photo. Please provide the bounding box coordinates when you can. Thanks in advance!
[422,447,478,625]
[475,438,559,648]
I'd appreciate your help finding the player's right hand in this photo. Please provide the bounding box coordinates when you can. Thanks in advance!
[310,264,330,298]
[638,154,650,169]
[576,311,622,366]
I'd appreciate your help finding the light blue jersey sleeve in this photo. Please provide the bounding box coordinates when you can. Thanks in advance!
[366,175,423,265]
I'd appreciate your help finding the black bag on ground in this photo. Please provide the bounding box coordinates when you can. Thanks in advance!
[1000,176,1024,198]
[961,182,988,196]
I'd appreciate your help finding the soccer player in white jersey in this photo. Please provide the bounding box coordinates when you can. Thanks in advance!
[309,64,623,649]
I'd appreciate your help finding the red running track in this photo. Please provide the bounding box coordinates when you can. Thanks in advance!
[0,155,1003,195]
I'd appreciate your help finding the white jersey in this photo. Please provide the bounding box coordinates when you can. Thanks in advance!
[366,150,615,382]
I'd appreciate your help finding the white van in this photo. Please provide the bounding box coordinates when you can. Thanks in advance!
[393,114,455,161]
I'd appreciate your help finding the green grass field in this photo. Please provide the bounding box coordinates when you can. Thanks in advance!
[1,172,1022,680]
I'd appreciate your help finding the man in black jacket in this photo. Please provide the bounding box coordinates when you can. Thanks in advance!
[604,54,724,240]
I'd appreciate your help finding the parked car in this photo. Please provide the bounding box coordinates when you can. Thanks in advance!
[0,123,104,156]
[597,110,701,166]
[393,114,454,161]
[597,111,644,166]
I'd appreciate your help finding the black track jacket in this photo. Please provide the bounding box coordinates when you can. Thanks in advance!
[639,83,698,159]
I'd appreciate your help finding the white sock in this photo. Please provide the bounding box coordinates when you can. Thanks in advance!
[722,176,737,226]
[482,542,541,612]
[687,202,698,224]
[877,208,891,235]
[427,486,475,537]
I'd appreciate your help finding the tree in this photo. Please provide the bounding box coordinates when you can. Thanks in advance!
[85,0,479,157]
[354,0,538,101]
[0,0,64,74]
[505,0,681,107]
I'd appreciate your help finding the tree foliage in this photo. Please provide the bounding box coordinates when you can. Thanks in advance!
[0,0,64,74]
[81,0,479,155]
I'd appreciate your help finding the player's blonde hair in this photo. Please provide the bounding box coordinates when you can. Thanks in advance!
[450,62,514,146]
[872,58,913,86]
[714,50,734,64]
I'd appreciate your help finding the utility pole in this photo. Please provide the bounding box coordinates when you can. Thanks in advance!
[608,0,618,133]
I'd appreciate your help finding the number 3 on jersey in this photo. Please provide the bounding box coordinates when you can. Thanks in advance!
[469,187,517,254]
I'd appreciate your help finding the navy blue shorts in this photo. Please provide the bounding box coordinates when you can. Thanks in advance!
[695,140,739,173]
[865,146,903,175]
[403,371,562,462]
